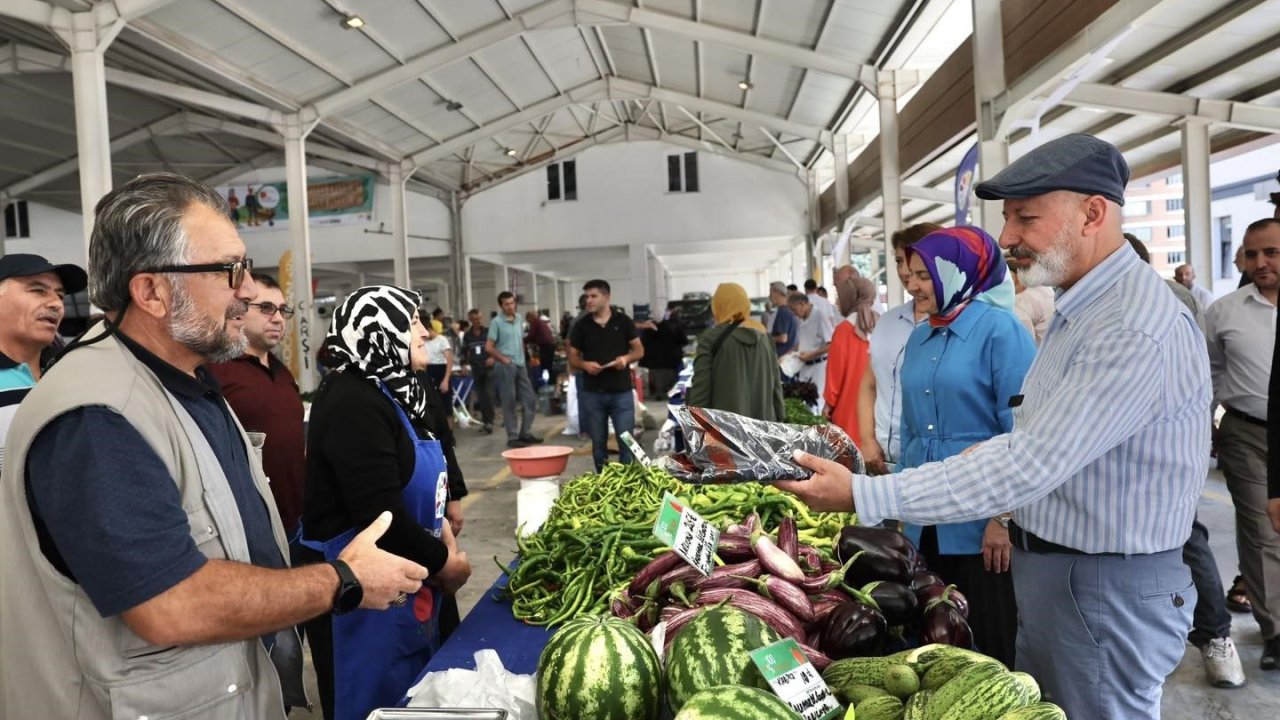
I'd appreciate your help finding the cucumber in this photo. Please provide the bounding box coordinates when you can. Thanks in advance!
[920,654,1000,691]
[997,701,1067,720]
[903,689,934,720]
[924,662,1007,720]
[1009,672,1041,704]
[824,657,912,691]
[904,644,998,673]
[857,694,905,720]
[938,671,1032,720]
[883,663,920,698]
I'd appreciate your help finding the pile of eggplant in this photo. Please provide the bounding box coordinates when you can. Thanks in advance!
[609,517,975,667]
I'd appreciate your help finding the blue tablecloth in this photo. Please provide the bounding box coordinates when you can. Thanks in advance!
[403,562,554,702]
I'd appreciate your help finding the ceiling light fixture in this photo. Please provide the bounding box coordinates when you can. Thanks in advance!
[738,80,752,90]
[445,100,464,111]
[340,14,365,29]
[504,147,517,157]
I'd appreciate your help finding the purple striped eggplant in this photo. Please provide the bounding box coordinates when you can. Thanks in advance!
[696,558,762,591]
[797,556,857,594]
[778,517,799,560]
[716,533,757,562]
[627,550,684,596]
[660,606,704,653]
[735,574,816,623]
[658,563,704,594]
[726,593,808,645]
[610,592,637,620]
[752,532,806,583]
[796,641,833,671]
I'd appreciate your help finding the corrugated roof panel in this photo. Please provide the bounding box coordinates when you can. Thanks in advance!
[523,27,601,89]
[821,1,902,63]
[745,57,807,118]
[787,71,856,127]
[428,0,510,36]
[700,45,751,105]
[599,25,655,83]
[369,83,477,140]
[471,40,555,106]
[648,32,698,95]
[428,60,519,123]
[698,0,758,34]
[354,0,455,60]
[758,0,826,49]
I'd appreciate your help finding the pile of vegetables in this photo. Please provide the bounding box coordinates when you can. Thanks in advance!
[784,396,827,425]
[782,379,820,406]
[498,463,854,625]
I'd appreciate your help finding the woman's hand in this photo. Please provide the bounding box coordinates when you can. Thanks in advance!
[983,519,1012,573]
[862,438,888,475]
[437,522,471,594]
[445,500,464,537]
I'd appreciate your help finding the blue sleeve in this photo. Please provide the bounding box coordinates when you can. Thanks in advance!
[27,407,208,617]
[988,313,1036,433]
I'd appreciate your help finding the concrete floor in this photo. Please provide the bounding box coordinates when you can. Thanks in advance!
[292,404,1280,718]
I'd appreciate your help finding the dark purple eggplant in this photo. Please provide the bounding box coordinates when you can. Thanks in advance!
[843,549,913,586]
[920,584,970,619]
[778,517,799,560]
[920,600,973,648]
[716,533,757,562]
[836,525,920,565]
[697,558,762,591]
[753,532,806,583]
[910,569,946,596]
[628,550,684,596]
[818,601,887,659]
[861,581,919,626]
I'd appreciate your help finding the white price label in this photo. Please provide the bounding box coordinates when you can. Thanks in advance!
[652,493,719,577]
[749,638,841,720]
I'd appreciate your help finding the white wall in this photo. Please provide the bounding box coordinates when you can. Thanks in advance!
[1208,142,1280,297]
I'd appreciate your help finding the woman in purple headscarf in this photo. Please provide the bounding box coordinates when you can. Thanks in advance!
[897,226,1036,666]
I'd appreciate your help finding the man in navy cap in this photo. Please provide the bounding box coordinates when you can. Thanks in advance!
[0,253,87,473]
[777,134,1208,719]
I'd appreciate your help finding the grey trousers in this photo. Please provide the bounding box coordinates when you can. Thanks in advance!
[1012,547,1193,719]
[1217,412,1280,640]
[494,361,536,440]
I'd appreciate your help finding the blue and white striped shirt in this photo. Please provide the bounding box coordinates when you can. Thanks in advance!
[853,244,1210,554]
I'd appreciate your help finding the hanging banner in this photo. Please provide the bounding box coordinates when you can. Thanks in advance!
[954,143,979,225]
[218,175,376,233]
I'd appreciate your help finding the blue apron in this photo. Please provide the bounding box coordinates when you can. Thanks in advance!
[302,385,449,720]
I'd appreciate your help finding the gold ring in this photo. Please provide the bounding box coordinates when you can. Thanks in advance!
[391,592,408,607]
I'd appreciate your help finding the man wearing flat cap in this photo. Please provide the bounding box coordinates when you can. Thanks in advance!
[0,253,87,474]
[778,134,1207,719]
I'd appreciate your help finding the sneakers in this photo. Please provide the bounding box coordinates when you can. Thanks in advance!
[1263,636,1280,671]
[1201,637,1246,688]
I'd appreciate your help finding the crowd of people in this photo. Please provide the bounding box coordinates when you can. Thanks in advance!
[1,133,1278,720]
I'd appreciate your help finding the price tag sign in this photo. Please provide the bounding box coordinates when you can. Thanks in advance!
[749,637,841,720]
[651,492,719,577]
[619,431,652,467]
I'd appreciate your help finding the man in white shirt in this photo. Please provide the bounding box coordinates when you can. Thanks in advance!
[1205,217,1280,670]
[804,278,840,325]
[787,291,835,404]
[1176,263,1216,311]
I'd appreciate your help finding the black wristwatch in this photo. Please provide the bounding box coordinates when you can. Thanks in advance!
[329,560,363,615]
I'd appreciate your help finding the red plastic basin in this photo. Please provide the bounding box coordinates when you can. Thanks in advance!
[501,445,574,479]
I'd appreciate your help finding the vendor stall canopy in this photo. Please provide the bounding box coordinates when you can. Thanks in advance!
[0,0,1277,235]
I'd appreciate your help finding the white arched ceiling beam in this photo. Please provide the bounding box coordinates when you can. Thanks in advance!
[1058,84,1280,135]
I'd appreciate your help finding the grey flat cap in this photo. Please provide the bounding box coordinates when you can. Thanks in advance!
[975,133,1130,206]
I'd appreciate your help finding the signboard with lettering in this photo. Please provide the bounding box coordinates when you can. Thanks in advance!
[651,492,719,577]
[750,637,841,720]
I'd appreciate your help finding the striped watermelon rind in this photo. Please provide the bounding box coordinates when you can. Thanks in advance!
[665,606,781,714]
[537,614,663,720]
[672,685,797,720]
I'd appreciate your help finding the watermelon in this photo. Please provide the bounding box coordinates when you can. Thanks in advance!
[665,606,780,713]
[997,702,1067,720]
[673,685,796,720]
[537,615,663,720]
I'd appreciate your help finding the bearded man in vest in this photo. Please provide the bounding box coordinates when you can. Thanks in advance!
[0,173,428,720]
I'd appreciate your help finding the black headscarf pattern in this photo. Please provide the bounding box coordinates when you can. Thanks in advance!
[323,285,429,423]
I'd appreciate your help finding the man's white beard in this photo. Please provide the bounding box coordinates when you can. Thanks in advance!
[1018,226,1077,289]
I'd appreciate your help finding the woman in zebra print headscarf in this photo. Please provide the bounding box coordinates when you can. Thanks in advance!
[302,285,472,720]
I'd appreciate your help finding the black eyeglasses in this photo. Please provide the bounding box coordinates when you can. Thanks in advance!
[248,301,295,319]
[143,258,254,289]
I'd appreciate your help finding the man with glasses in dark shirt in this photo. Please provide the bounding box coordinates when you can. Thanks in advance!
[209,273,306,541]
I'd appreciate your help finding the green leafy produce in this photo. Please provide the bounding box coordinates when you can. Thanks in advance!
[785,397,827,425]
[536,615,663,720]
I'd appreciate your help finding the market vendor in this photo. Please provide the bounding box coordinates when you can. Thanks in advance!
[301,285,472,720]
[777,134,1206,720]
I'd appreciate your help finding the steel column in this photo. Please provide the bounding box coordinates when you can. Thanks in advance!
[878,70,904,306]
[389,163,410,288]
[971,0,1009,232]
[833,133,850,216]
[281,115,317,392]
[66,13,119,256]
[629,243,651,315]
[450,192,466,316]
[1180,119,1214,290]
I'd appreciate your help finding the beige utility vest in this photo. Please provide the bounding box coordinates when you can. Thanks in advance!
[0,330,290,720]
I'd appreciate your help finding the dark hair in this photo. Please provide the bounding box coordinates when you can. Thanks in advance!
[1123,233,1151,264]
[803,278,818,291]
[583,279,611,295]
[498,291,515,304]
[89,172,230,311]
[467,308,480,316]
[250,272,280,290]
[786,284,797,292]
[786,291,809,305]
[458,320,470,331]
[1245,218,1280,235]
[891,222,944,252]
[432,307,443,317]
